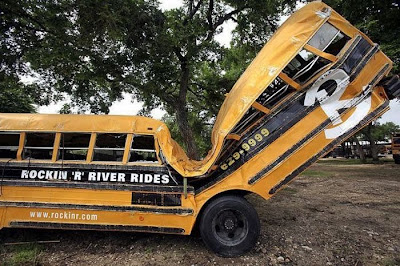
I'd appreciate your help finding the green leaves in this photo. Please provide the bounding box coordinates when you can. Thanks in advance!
[1,0,297,157]
[322,0,400,72]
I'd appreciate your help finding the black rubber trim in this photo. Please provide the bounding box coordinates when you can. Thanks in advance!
[9,221,185,234]
[248,63,390,185]
[0,180,194,194]
[0,201,194,215]
[268,101,389,194]
[349,44,379,81]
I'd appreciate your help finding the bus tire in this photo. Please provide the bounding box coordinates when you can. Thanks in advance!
[199,195,260,257]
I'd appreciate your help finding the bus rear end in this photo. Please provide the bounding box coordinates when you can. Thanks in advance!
[393,133,400,164]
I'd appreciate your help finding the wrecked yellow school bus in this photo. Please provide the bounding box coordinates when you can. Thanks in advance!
[1,2,400,257]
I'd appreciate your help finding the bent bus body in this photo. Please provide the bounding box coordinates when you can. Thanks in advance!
[393,133,400,164]
[0,3,399,257]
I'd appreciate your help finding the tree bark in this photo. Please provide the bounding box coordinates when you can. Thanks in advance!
[175,59,200,160]
[365,124,379,162]
[354,137,366,163]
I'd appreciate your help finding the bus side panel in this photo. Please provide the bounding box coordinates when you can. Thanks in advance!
[0,207,5,229]
[0,185,198,235]
[0,206,196,235]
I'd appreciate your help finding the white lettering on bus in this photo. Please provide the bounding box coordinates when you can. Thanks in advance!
[21,170,67,180]
[161,175,169,184]
[20,170,168,184]
[154,174,160,184]
[118,173,125,182]
[21,170,28,178]
[130,173,138,182]
[73,171,82,181]
[145,174,152,183]
[129,173,169,184]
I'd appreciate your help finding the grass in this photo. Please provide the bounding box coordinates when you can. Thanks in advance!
[317,158,395,165]
[383,257,400,266]
[281,187,298,195]
[1,244,40,266]
[301,170,331,177]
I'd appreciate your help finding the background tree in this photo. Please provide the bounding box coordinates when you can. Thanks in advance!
[0,0,297,159]
[2,0,398,159]
[322,0,400,72]
[354,122,400,162]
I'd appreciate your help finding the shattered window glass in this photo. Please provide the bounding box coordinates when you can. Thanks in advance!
[308,23,350,55]
[258,77,295,109]
[283,49,330,84]
[282,23,350,85]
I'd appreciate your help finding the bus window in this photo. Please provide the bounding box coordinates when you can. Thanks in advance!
[0,132,20,159]
[259,77,296,109]
[93,133,126,162]
[283,23,350,85]
[231,77,296,136]
[308,23,350,56]
[23,133,55,160]
[283,49,330,84]
[59,133,91,161]
[129,135,158,163]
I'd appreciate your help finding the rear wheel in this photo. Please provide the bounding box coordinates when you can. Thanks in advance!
[199,195,260,257]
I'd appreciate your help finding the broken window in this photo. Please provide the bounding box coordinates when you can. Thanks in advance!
[129,135,158,163]
[231,77,295,136]
[283,23,350,85]
[0,132,20,159]
[257,77,296,109]
[93,133,126,162]
[308,23,349,55]
[23,133,55,160]
[283,49,331,84]
[59,133,91,161]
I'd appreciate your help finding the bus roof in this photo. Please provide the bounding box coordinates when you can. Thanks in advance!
[0,113,165,134]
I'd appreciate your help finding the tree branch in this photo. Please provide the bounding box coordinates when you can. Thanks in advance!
[207,0,214,31]
[2,4,57,36]
[213,8,244,30]
[173,47,185,62]
[206,6,247,41]
[184,0,204,25]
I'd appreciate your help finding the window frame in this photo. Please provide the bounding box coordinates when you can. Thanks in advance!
[22,132,56,161]
[56,132,92,162]
[92,133,128,163]
[126,134,161,165]
[0,131,21,160]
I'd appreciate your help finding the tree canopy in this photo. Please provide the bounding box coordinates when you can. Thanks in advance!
[322,0,400,72]
[1,0,298,158]
[1,0,398,159]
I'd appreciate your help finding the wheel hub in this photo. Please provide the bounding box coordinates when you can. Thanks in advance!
[224,218,235,230]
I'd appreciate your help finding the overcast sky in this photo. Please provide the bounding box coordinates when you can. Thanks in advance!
[38,0,400,125]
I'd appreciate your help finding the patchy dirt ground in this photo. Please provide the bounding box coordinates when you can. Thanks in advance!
[1,160,399,265]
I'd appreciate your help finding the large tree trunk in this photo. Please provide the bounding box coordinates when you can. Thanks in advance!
[175,60,200,160]
[365,124,379,162]
[354,137,366,163]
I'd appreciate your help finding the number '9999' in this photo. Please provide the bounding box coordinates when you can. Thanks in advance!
[220,128,270,171]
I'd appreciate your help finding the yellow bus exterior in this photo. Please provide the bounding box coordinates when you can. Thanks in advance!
[0,2,399,257]
[393,133,400,164]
